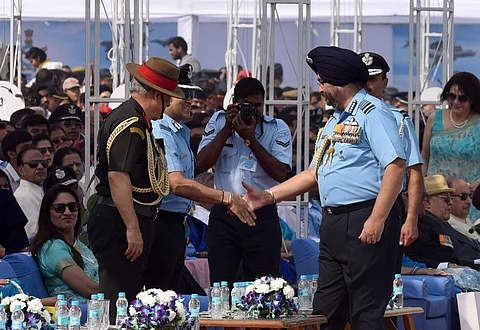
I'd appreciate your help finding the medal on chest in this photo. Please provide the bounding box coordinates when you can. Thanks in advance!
[332,117,362,144]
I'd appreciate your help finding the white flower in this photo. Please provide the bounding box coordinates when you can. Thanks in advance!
[164,290,177,299]
[27,299,43,313]
[245,284,255,294]
[256,284,271,294]
[1,297,11,305]
[175,300,186,322]
[253,279,262,287]
[14,294,28,301]
[129,307,136,316]
[10,300,26,310]
[283,285,295,299]
[270,279,286,291]
[157,291,172,305]
[42,309,51,323]
[168,310,176,322]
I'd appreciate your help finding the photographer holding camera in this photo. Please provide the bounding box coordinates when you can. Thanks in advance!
[197,77,292,285]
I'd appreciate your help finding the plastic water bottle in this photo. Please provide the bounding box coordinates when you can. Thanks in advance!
[298,275,310,310]
[188,294,200,330]
[230,283,244,319]
[88,294,101,329]
[56,300,69,329]
[0,305,7,330]
[310,274,318,308]
[393,274,404,309]
[116,292,129,328]
[11,305,24,330]
[220,281,230,315]
[55,294,66,319]
[97,293,109,330]
[68,301,82,330]
[211,282,222,319]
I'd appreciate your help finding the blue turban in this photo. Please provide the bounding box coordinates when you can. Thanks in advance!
[306,46,369,86]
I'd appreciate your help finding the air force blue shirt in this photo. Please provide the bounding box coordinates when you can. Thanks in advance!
[311,89,406,207]
[198,111,292,194]
[152,114,195,213]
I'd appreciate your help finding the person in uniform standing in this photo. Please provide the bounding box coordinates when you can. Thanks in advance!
[196,77,292,286]
[243,46,406,330]
[144,64,255,292]
[359,52,423,248]
[88,57,183,319]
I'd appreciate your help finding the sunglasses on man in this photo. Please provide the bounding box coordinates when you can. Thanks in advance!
[20,159,48,169]
[50,202,80,214]
[61,120,82,128]
[452,192,473,201]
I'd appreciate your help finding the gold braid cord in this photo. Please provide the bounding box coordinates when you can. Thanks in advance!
[106,117,170,206]
[311,117,335,181]
[399,115,406,138]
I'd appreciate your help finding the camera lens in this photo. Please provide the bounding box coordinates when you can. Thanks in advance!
[239,101,255,121]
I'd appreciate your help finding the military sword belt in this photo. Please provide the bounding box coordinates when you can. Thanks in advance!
[324,199,376,216]
[97,195,159,219]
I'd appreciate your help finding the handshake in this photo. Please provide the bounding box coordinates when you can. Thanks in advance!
[225,182,276,226]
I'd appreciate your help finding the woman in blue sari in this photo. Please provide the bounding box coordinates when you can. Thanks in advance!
[422,72,480,221]
[30,185,99,303]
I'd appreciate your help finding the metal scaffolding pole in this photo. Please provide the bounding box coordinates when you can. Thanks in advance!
[226,0,262,90]
[1,0,23,89]
[261,0,311,238]
[408,0,454,137]
[330,0,363,52]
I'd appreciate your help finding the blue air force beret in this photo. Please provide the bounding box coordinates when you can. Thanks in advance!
[306,46,369,86]
[358,52,390,76]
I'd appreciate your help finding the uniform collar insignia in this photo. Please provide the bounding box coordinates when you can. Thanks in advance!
[362,53,373,66]
[55,169,65,179]
[306,56,313,64]
[171,120,182,131]
[346,99,358,114]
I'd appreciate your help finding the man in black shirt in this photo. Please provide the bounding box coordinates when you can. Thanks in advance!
[88,57,184,320]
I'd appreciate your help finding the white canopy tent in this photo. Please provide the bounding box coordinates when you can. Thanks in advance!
[0,0,478,22]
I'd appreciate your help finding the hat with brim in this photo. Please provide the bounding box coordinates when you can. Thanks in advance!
[177,64,203,91]
[126,57,184,99]
[424,175,456,196]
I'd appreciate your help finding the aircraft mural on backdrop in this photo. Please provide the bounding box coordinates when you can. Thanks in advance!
[404,39,477,63]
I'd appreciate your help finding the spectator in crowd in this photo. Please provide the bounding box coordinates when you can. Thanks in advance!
[0,188,29,255]
[14,147,47,237]
[35,85,50,111]
[30,184,99,303]
[405,175,480,270]
[0,120,15,160]
[32,133,55,173]
[49,125,72,151]
[0,169,11,191]
[9,108,35,130]
[446,176,479,240]
[48,104,83,143]
[422,72,480,199]
[53,147,83,182]
[46,88,68,116]
[168,36,201,73]
[21,114,49,137]
[63,77,82,107]
[1,131,33,192]
[25,47,62,70]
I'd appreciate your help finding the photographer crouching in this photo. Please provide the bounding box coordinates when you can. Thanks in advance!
[196,77,292,285]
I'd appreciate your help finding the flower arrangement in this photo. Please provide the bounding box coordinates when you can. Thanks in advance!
[236,276,298,319]
[0,294,55,329]
[117,288,194,330]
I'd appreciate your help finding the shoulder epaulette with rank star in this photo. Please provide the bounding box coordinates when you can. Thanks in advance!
[275,140,290,147]
[359,100,375,115]
[203,129,214,137]
[159,124,171,132]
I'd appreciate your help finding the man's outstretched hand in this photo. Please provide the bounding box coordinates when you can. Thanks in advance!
[242,181,272,211]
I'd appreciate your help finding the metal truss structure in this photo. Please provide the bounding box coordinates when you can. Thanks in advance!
[330,0,363,53]
[408,0,454,136]
[0,0,22,88]
[260,0,311,237]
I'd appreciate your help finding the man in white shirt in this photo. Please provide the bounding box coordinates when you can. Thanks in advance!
[14,147,47,237]
[446,176,480,241]
[1,131,33,192]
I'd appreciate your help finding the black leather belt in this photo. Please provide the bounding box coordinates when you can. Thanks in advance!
[157,209,186,224]
[97,195,159,219]
[324,199,376,215]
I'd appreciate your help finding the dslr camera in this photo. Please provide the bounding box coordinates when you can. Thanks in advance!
[238,101,257,124]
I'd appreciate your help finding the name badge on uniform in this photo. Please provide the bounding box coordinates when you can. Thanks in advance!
[239,155,257,172]
[439,234,454,248]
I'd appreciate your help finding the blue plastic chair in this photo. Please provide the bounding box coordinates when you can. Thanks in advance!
[3,253,49,298]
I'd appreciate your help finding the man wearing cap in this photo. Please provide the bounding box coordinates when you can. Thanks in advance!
[146,64,255,291]
[359,52,423,249]
[243,46,406,329]
[63,77,81,107]
[88,57,183,320]
[48,104,83,143]
[405,175,480,270]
